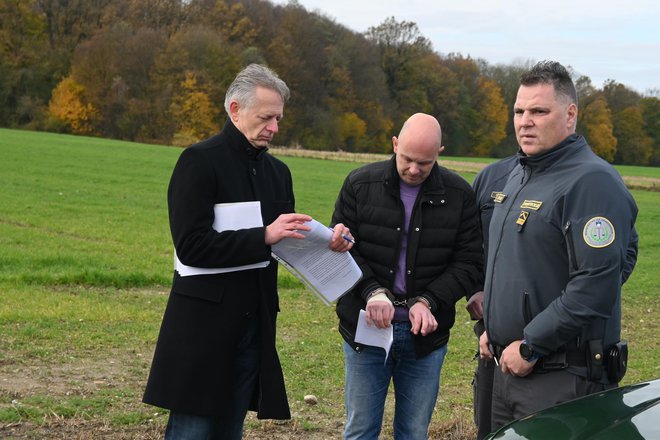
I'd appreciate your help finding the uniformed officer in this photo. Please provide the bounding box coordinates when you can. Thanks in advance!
[479,60,638,432]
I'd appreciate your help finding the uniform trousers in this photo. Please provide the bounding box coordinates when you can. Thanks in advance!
[491,365,612,432]
[473,356,495,440]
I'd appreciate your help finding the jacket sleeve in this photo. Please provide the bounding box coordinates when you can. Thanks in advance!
[524,171,638,353]
[330,173,381,300]
[168,147,269,268]
[469,170,487,297]
[622,225,638,285]
[424,186,484,312]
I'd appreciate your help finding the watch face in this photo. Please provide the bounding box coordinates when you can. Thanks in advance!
[520,343,532,360]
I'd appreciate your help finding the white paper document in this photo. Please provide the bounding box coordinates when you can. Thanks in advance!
[355,309,393,362]
[175,201,270,277]
[271,219,362,304]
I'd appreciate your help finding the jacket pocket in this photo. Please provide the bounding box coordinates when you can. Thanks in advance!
[172,272,226,303]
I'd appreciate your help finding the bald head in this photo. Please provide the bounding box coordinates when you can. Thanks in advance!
[392,113,444,186]
[398,113,442,149]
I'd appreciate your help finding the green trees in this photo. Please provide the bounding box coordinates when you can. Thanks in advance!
[1,0,656,164]
[365,17,433,126]
[614,107,653,165]
[640,97,660,165]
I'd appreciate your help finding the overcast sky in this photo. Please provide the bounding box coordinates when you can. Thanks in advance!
[271,0,659,95]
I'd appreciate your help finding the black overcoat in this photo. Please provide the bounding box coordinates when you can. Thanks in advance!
[143,120,294,419]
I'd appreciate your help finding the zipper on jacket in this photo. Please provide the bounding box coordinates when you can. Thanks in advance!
[484,164,530,338]
[523,290,533,324]
[563,221,579,272]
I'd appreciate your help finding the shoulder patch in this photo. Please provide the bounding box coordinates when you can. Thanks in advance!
[583,217,615,248]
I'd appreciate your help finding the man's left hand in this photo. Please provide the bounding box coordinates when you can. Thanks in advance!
[409,301,437,336]
[500,340,536,377]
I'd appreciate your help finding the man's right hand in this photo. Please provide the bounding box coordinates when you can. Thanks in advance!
[479,331,493,361]
[365,291,394,329]
[265,213,312,245]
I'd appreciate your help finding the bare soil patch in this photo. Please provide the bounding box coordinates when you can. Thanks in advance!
[1,349,474,439]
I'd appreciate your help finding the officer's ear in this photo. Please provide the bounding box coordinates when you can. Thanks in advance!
[567,103,578,131]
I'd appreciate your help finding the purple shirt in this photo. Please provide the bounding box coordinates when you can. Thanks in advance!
[393,181,421,320]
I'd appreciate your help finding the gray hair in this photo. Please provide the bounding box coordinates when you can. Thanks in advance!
[521,60,578,106]
[224,64,290,114]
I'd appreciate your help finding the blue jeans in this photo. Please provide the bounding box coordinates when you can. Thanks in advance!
[343,321,448,440]
[164,315,260,440]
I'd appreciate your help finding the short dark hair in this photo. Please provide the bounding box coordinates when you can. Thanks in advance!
[520,60,577,105]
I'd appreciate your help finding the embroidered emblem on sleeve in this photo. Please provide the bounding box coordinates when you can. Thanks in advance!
[583,217,615,248]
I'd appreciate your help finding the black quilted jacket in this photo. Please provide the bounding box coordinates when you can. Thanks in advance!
[331,156,483,357]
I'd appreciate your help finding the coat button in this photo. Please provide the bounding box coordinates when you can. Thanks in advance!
[389,269,394,274]
[440,199,445,204]
[251,168,257,175]
[415,227,420,232]
[407,269,412,275]
[396,227,401,231]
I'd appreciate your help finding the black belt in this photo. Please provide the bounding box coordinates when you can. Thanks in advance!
[491,344,586,370]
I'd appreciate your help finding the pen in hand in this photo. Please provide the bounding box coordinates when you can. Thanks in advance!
[329,227,356,244]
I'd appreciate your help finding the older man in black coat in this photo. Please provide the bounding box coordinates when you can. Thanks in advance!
[143,64,351,439]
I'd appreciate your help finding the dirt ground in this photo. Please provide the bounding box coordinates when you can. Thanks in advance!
[0,341,474,439]
[0,351,343,439]
[0,418,473,439]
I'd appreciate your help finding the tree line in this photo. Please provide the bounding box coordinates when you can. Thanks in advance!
[2,0,658,165]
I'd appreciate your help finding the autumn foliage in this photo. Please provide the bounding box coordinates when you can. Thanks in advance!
[1,0,658,164]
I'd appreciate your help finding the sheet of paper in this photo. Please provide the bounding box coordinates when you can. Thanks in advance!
[355,309,393,363]
[271,219,362,304]
[175,201,270,277]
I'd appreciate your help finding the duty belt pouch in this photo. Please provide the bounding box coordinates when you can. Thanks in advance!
[607,341,628,383]
[540,351,567,370]
[586,339,604,381]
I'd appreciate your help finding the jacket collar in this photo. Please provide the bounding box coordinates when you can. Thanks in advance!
[518,134,585,172]
[384,155,445,195]
[222,119,269,161]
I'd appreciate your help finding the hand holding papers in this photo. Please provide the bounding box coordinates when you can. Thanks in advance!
[271,219,362,304]
[355,309,393,363]
[175,201,270,277]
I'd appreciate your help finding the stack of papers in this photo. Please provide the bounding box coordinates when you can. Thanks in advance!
[174,201,270,276]
[272,219,362,304]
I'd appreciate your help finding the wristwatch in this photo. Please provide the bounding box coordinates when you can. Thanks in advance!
[519,340,540,362]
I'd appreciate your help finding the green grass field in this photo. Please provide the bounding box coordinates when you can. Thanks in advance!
[1,128,658,439]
